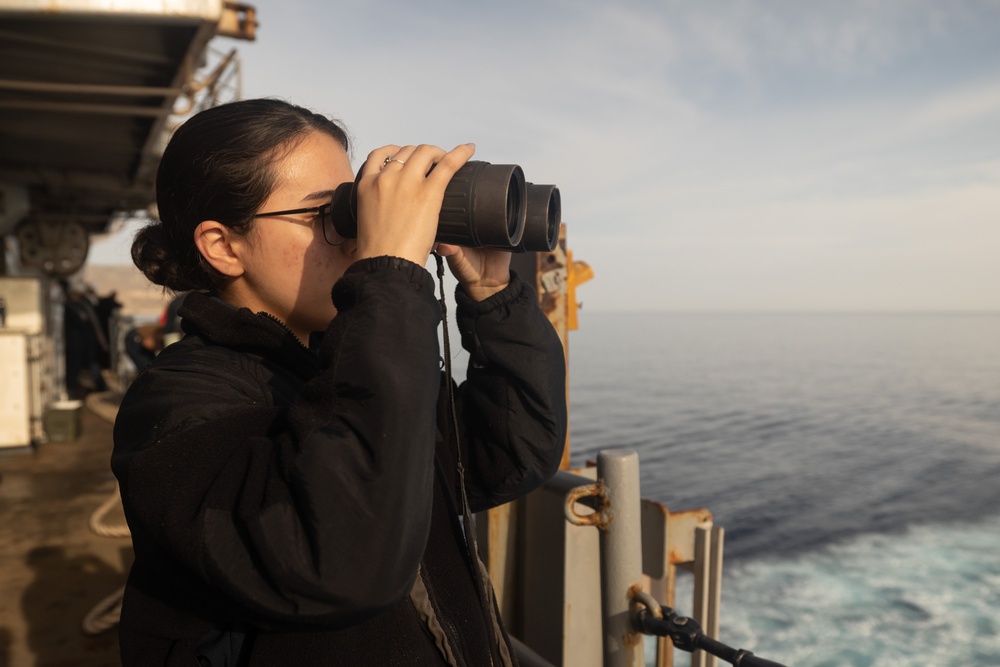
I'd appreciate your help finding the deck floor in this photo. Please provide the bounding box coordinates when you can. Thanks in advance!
[0,393,129,667]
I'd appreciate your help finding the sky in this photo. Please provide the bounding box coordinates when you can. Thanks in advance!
[89,0,1000,312]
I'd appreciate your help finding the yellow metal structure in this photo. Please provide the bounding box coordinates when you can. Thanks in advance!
[513,223,592,468]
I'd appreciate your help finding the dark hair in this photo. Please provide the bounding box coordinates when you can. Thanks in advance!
[132,98,351,292]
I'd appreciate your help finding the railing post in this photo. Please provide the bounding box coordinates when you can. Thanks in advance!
[597,449,645,667]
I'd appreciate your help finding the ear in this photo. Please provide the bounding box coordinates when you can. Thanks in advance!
[193,220,245,278]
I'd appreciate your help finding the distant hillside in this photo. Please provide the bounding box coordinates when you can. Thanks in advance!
[82,263,175,320]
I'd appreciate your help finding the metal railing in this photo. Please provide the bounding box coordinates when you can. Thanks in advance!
[480,449,727,667]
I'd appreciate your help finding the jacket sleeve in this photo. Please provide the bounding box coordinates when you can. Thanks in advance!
[449,273,568,512]
[111,257,441,628]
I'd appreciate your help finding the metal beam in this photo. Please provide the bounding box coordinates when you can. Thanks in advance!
[0,100,174,117]
[0,79,183,97]
[0,28,176,66]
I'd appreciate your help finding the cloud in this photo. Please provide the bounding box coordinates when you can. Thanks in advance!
[141,0,1000,311]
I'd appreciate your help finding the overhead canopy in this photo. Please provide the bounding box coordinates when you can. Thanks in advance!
[0,0,256,246]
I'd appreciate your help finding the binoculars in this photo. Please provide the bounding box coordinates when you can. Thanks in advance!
[330,161,561,252]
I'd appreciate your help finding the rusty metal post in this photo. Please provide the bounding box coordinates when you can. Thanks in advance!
[598,450,645,667]
[566,450,645,667]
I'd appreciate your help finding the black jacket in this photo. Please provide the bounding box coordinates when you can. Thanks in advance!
[111,257,567,666]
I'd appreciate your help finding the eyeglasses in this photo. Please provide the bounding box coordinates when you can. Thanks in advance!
[252,203,345,246]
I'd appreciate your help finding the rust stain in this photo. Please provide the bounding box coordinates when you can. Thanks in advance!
[565,481,611,530]
[488,511,503,545]
[623,629,643,649]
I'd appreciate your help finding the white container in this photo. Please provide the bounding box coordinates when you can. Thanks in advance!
[0,276,46,334]
[0,332,31,448]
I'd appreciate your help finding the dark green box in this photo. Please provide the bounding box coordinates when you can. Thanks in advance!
[45,400,83,442]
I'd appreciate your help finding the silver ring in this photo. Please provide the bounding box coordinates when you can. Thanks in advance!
[381,155,405,169]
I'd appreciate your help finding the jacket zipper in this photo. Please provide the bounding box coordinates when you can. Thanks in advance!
[257,311,311,351]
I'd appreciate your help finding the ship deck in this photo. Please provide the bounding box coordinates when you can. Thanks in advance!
[0,392,128,667]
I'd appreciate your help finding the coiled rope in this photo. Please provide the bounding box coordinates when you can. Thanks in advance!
[82,480,129,635]
[82,585,125,636]
[88,480,130,538]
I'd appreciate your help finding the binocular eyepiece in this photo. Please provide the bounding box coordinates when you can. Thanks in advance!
[330,161,560,252]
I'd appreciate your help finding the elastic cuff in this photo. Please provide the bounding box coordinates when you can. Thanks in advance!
[332,256,434,311]
[345,256,433,288]
[454,271,527,316]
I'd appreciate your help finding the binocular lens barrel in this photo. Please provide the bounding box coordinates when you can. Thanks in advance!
[437,162,526,248]
[331,160,560,252]
[518,184,561,253]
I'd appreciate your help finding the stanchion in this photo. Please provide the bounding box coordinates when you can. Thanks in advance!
[565,449,645,667]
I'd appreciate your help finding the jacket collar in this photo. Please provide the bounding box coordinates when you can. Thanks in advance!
[177,291,320,370]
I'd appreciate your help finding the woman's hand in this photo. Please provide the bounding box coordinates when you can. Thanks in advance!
[435,244,511,302]
[354,143,475,267]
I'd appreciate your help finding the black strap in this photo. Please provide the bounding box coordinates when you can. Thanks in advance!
[433,253,514,667]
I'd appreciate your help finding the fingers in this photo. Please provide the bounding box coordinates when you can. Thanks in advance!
[365,143,475,179]
[354,143,476,267]
[378,144,422,173]
[361,144,429,178]
[444,246,512,302]
[426,143,475,185]
[354,143,475,266]
[362,145,400,181]
[433,243,461,257]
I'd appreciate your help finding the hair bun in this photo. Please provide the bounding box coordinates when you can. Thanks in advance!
[131,222,201,292]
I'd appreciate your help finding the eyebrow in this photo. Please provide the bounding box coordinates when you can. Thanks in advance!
[301,189,338,203]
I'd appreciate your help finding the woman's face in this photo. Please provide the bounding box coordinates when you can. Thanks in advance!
[235,130,355,341]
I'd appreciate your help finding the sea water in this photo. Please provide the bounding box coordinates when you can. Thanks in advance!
[565,312,1000,667]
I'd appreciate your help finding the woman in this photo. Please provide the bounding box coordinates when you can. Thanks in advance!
[111,98,567,666]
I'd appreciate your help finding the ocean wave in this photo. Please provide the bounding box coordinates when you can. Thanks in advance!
[669,517,1000,666]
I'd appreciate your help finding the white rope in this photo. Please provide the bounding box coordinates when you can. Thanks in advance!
[82,481,130,634]
[81,585,125,635]
[88,481,130,538]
